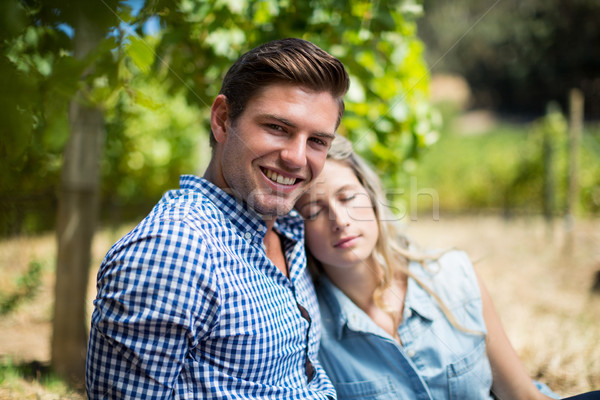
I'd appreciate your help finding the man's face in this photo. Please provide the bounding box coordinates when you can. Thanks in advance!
[217,83,340,217]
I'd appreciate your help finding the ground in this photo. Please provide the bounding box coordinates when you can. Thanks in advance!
[0,215,599,398]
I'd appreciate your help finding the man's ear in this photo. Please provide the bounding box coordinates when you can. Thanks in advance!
[210,94,230,144]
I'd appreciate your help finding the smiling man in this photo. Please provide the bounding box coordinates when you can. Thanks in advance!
[86,38,349,399]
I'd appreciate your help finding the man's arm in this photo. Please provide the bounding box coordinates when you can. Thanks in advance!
[86,220,219,399]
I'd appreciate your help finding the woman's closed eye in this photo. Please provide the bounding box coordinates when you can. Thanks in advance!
[339,194,356,202]
[299,203,323,220]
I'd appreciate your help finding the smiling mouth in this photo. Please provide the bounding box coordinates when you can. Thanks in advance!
[261,167,299,186]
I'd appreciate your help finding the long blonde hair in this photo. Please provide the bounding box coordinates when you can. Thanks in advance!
[309,135,481,335]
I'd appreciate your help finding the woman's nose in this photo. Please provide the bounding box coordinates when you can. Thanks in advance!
[331,203,351,231]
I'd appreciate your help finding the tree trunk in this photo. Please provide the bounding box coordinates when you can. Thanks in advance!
[564,88,583,253]
[51,8,105,386]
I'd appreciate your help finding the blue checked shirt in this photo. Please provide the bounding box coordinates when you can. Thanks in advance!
[86,175,337,399]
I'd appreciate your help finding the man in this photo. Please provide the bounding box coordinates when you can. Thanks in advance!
[86,38,349,399]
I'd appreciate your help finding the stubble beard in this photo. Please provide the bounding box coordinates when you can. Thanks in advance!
[245,188,302,218]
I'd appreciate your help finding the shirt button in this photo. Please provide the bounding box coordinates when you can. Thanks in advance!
[407,349,416,358]
[244,232,252,240]
[405,309,413,318]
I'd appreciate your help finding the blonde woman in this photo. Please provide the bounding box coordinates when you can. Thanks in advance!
[295,136,559,400]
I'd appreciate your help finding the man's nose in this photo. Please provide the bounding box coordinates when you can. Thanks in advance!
[280,136,307,168]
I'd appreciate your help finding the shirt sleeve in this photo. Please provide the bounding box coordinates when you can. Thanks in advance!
[86,219,220,399]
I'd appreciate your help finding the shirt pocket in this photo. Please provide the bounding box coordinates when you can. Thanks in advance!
[333,376,400,400]
[447,338,493,400]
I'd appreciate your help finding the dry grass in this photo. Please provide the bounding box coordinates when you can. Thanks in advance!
[0,216,599,398]
[0,225,129,399]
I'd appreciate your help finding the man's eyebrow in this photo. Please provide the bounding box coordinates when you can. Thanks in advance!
[315,131,336,141]
[261,114,296,128]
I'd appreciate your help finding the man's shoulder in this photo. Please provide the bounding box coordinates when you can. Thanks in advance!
[104,188,229,258]
[98,191,233,287]
[155,187,226,225]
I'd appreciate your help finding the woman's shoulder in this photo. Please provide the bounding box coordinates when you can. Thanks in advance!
[409,249,481,307]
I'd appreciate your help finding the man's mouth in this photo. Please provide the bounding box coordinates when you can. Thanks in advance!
[262,167,299,186]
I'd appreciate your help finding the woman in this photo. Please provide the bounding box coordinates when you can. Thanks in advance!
[295,136,559,400]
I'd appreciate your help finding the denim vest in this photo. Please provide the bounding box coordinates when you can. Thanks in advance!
[316,250,557,400]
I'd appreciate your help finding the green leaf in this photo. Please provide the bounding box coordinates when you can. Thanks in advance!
[126,36,155,74]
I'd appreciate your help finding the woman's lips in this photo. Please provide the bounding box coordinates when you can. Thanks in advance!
[334,235,359,248]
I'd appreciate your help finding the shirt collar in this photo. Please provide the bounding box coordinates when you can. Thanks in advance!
[403,262,438,322]
[179,175,304,244]
[318,264,438,340]
[318,276,393,341]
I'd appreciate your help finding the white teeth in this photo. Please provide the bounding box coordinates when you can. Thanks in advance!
[264,168,296,186]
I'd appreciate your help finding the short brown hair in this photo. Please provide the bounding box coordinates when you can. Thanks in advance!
[211,38,349,146]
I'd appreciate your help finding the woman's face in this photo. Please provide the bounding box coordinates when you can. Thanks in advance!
[296,160,379,271]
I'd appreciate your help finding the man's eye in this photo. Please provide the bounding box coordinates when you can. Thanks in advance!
[309,137,327,146]
[267,124,284,132]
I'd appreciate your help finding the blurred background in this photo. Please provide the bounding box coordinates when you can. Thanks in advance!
[0,0,598,398]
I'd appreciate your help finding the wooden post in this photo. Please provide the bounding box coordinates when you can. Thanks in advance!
[564,88,583,252]
[52,6,106,386]
[542,123,554,240]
